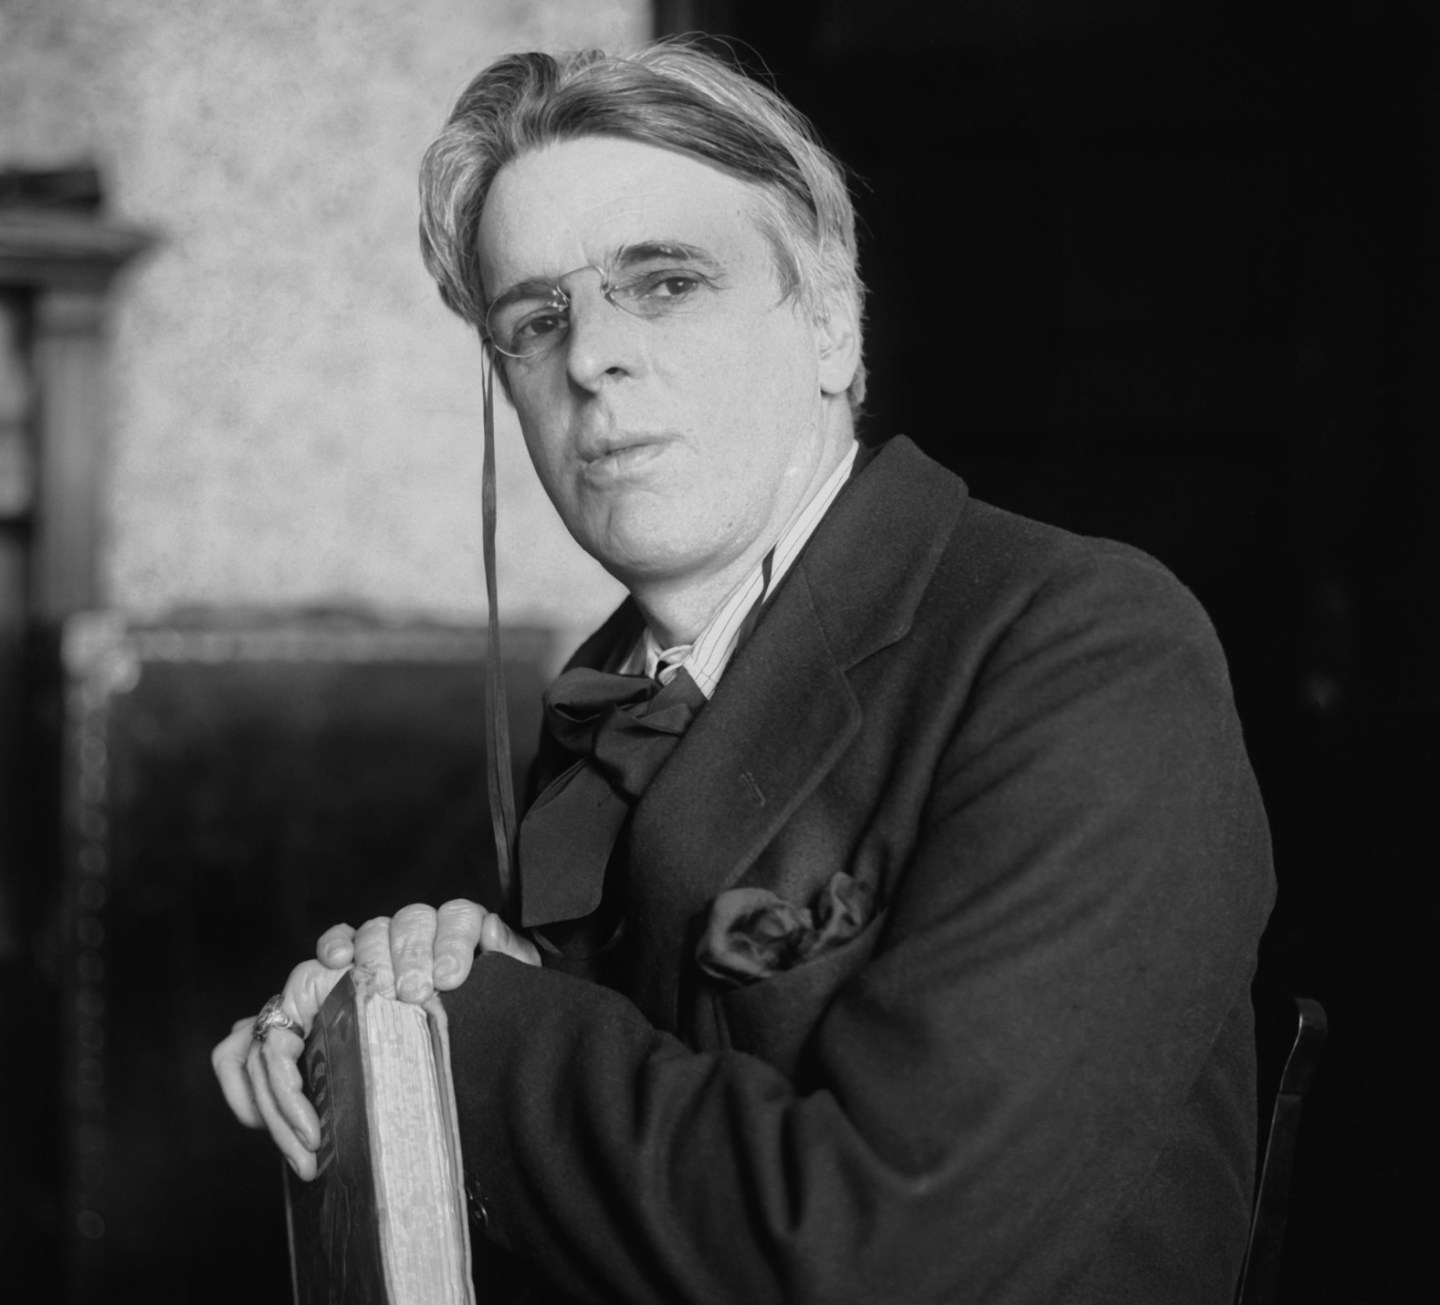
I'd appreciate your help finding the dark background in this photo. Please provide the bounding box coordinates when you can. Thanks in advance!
[2,617,550,1303]
[658,0,1437,1300]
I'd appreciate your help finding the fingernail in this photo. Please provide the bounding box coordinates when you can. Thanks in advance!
[397,975,432,1002]
[434,959,458,984]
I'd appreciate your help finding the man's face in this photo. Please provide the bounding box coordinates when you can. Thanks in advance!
[477,136,857,602]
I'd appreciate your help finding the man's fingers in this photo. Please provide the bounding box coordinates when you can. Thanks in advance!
[432,899,486,989]
[390,903,440,1002]
[480,911,542,967]
[246,1043,317,1181]
[316,921,356,969]
[213,1018,265,1129]
[216,970,343,1178]
[353,916,396,997]
[260,1027,320,1151]
[283,959,349,1035]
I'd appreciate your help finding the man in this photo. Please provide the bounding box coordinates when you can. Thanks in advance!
[214,42,1275,1304]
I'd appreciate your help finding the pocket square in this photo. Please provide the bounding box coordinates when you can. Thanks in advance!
[696,871,875,987]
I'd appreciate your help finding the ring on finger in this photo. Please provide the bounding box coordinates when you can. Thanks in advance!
[252,993,297,1043]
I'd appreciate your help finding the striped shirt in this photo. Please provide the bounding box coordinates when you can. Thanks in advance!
[620,441,859,698]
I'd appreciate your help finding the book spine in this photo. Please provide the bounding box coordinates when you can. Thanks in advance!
[304,1012,337,1179]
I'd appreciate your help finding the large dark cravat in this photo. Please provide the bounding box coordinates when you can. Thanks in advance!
[518,665,708,935]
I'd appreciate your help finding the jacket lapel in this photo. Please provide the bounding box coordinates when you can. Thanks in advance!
[622,436,968,1028]
[624,568,861,1024]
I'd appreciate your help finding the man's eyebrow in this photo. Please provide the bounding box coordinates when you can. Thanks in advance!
[489,241,726,307]
[487,275,563,310]
[611,241,725,273]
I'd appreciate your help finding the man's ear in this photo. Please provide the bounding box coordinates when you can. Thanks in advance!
[814,291,862,397]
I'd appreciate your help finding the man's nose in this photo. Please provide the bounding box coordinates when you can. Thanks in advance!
[563,277,642,388]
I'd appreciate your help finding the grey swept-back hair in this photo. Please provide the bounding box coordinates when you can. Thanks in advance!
[418,40,867,407]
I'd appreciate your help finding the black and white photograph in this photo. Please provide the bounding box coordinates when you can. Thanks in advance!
[1,2,1433,1301]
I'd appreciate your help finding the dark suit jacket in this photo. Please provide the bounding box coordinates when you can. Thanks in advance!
[444,436,1276,1304]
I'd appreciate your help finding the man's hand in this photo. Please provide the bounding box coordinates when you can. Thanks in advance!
[314,898,539,1000]
[211,958,346,1180]
[213,902,539,1181]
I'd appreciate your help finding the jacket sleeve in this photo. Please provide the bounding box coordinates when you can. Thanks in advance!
[442,549,1275,1305]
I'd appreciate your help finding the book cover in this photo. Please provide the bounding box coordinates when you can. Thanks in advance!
[285,969,475,1305]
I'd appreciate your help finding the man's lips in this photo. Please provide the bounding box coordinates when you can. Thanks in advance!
[578,432,676,478]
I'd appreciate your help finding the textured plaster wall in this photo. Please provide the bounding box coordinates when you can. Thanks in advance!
[0,0,648,650]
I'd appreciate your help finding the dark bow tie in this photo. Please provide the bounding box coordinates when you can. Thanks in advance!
[518,665,708,929]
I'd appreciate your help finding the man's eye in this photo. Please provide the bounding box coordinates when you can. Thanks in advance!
[512,308,567,341]
[622,270,708,309]
[652,274,700,299]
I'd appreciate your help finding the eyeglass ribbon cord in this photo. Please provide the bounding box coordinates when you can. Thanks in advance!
[482,348,519,918]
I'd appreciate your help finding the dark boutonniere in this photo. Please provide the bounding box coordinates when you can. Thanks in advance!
[695,870,875,987]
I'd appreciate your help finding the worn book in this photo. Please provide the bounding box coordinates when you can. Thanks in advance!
[284,968,476,1304]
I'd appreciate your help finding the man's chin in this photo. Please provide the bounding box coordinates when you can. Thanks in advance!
[582,527,718,592]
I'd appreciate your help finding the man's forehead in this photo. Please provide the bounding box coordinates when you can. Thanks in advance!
[477,136,767,290]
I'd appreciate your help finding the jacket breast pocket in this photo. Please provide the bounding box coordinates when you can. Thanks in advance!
[718,908,888,1080]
